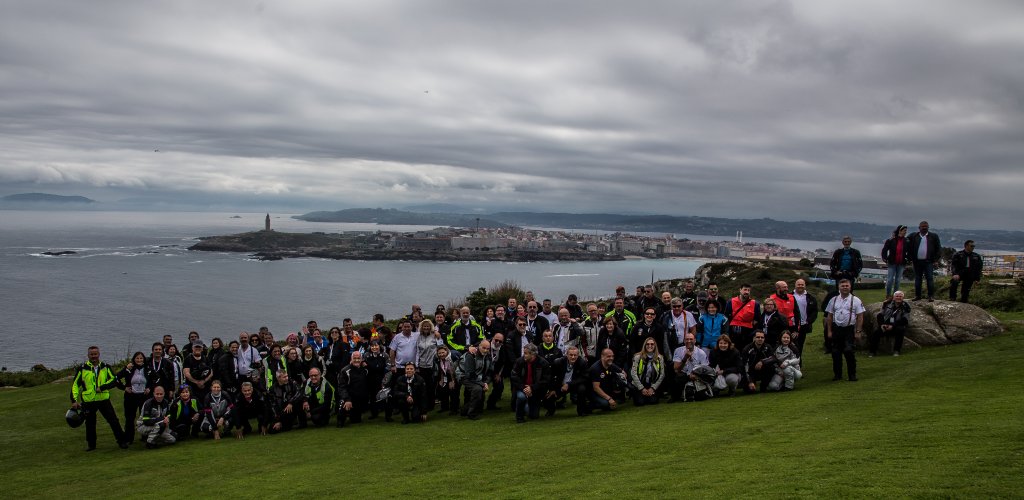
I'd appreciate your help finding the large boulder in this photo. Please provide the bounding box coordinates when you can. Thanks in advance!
[861,300,1003,352]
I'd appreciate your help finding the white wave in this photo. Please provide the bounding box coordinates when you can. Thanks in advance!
[544,273,600,278]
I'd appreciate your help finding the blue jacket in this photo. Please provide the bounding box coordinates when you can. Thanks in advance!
[696,313,727,349]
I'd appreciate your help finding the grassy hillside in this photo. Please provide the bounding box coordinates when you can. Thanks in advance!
[2,310,1022,499]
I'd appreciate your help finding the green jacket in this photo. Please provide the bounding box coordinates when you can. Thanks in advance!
[70,361,118,403]
[605,309,637,336]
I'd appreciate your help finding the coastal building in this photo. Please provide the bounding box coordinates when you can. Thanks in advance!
[451,235,510,251]
[393,236,451,251]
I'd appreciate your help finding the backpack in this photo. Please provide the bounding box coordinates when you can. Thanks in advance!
[683,365,717,402]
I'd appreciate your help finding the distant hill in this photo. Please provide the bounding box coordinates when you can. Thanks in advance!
[295,208,506,228]
[401,203,484,214]
[1,193,96,204]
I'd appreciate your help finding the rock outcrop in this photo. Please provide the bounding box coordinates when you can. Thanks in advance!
[861,300,1003,352]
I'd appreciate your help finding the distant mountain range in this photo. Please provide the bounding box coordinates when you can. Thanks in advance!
[296,208,1024,251]
[1,193,96,204]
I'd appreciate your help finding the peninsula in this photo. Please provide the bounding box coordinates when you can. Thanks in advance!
[188,229,624,262]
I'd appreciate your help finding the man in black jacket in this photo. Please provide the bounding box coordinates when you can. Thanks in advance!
[391,362,427,424]
[268,370,306,433]
[950,240,983,303]
[459,340,492,420]
[829,236,863,291]
[511,344,551,423]
[791,279,819,354]
[147,343,175,399]
[231,381,267,438]
[908,220,942,301]
[547,347,591,416]
[486,333,514,410]
[336,351,369,427]
[742,331,774,393]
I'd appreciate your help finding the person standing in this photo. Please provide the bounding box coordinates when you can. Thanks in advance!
[416,319,441,413]
[604,298,637,338]
[825,279,865,382]
[769,281,797,329]
[114,352,150,446]
[908,221,942,301]
[791,279,818,355]
[829,236,864,290]
[459,340,493,420]
[70,346,128,451]
[389,319,419,373]
[486,333,513,411]
[446,307,485,354]
[950,240,983,303]
[882,225,911,298]
[723,284,760,350]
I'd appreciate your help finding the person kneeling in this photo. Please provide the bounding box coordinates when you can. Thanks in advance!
[767,332,802,392]
[589,348,626,411]
[136,386,175,449]
[200,380,233,440]
[169,385,201,441]
[511,344,551,423]
[629,337,665,406]
[268,370,306,433]
[231,381,267,439]
[302,367,334,427]
[391,363,426,424]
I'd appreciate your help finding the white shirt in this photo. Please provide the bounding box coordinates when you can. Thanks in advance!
[825,294,865,327]
[672,346,709,374]
[552,322,575,351]
[390,333,419,367]
[793,292,808,326]
[671,311,696,343]
[917,232,929,260]
[540,311,558,326]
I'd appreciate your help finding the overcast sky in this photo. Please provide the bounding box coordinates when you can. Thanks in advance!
[1,1,1023,228]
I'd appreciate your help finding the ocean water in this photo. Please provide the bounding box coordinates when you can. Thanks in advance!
[0,211,707,371]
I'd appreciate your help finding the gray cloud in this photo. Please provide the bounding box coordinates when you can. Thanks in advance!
[1,0,1023,229]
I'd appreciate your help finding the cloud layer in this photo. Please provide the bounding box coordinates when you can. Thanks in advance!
[2,0,1023,228]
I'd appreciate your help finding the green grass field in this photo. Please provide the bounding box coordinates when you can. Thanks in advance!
[3,299,1023,499]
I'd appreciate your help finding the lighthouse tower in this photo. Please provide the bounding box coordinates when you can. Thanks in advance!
[265,213,271,232]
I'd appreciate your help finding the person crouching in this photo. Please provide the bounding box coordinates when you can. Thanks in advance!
[136,386,175,449]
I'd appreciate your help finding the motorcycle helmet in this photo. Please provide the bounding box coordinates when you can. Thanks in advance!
[66,407,84,428]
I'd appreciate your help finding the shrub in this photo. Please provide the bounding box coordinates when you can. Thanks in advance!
[464,280,525,318]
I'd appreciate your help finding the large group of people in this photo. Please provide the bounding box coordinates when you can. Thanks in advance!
[68,272,912,452]
[68,226,987,451]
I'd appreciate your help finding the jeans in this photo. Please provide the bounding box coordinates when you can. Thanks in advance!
[913,260,935,299]
[514,390,540,420]
[885,264,905,297]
